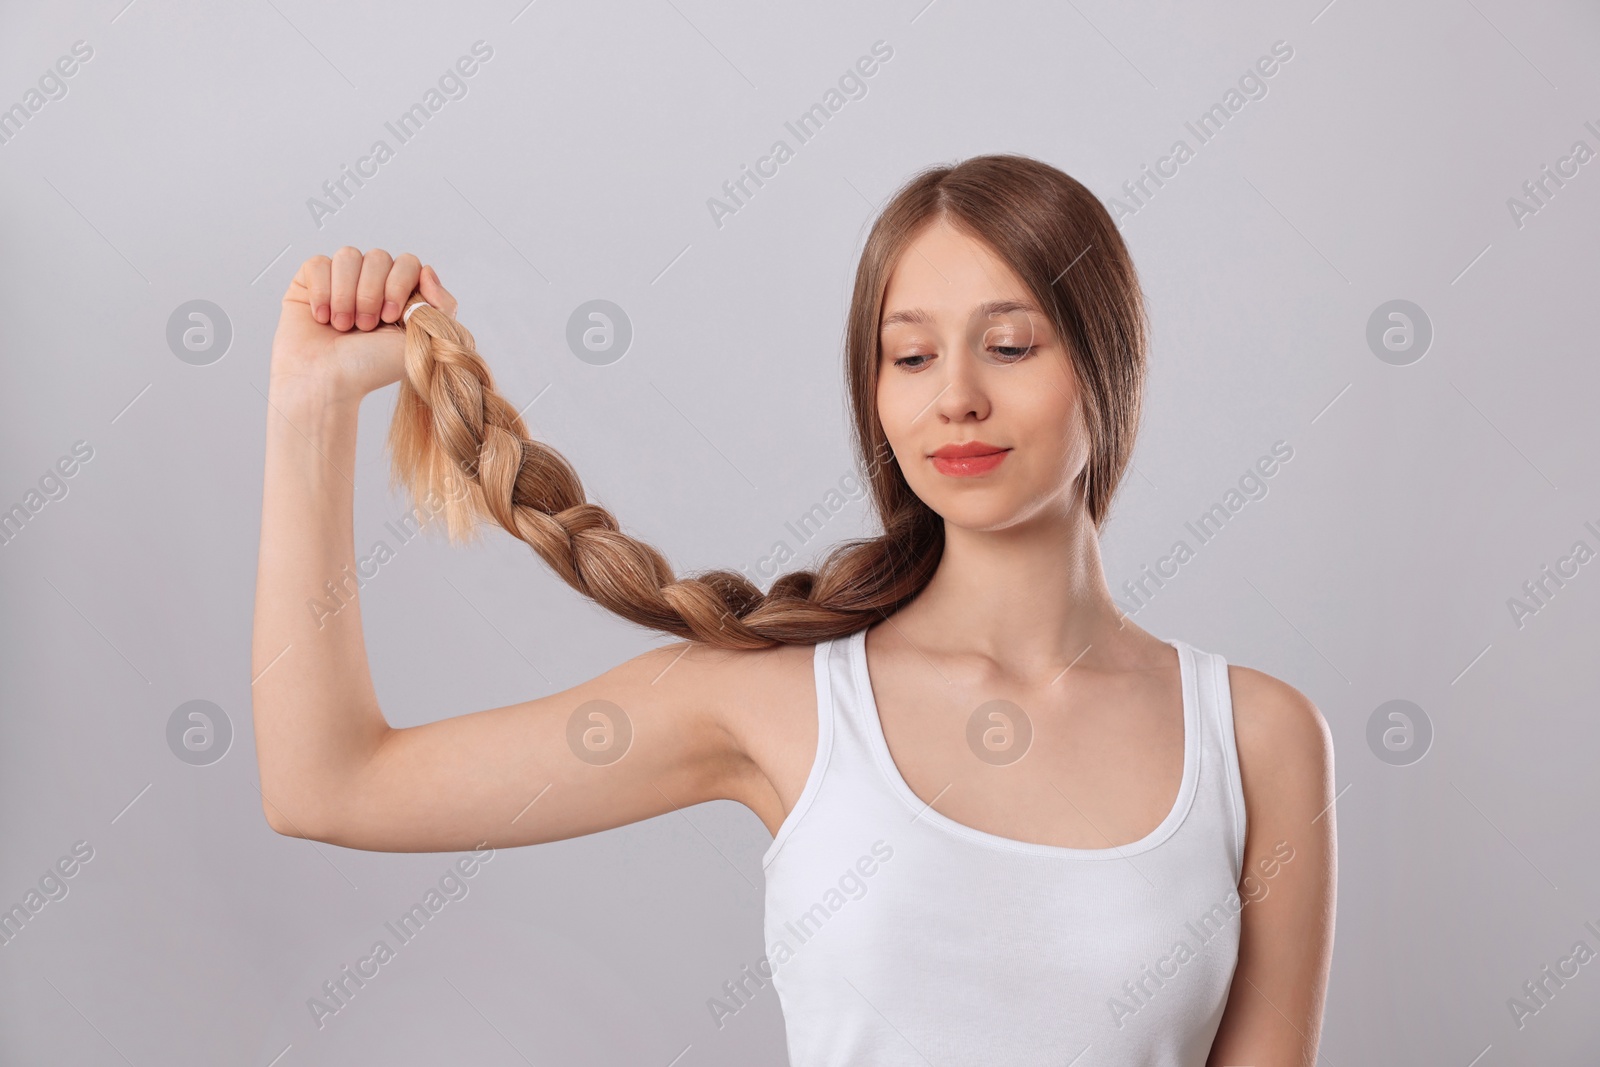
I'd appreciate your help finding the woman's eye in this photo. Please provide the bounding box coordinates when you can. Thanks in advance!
[890,345,1036,369]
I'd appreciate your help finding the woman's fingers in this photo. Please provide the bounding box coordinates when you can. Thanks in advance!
[303,255,334,324]
[417,264,458,318]
[289,248,448,329]
[383,253,422,324]
[355,248,393,331]
[329,246,363,331]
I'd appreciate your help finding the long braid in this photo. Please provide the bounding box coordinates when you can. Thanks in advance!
[385,294,929,649]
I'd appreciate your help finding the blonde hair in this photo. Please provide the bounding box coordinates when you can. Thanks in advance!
[387,154,1148,650]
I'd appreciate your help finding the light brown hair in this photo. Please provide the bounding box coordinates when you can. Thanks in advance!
[387,153,1148,650]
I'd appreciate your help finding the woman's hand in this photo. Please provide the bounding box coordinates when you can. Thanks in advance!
[269,247,459,404]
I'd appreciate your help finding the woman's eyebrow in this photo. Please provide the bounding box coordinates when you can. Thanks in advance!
[880,299,1041,330]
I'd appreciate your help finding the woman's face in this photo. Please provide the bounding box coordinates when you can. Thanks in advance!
[876,216,1090,532]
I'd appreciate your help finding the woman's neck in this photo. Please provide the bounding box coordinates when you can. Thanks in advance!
[887,507,1158,675]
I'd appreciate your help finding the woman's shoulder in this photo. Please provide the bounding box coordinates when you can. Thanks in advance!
[640,636,822,751]
[1223,660,1336,836]
[1225,662,1332,772]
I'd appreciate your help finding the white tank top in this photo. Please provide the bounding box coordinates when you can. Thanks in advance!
[759,628,1248,1066]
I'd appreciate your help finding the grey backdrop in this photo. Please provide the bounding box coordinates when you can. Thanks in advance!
[2,0,1597,1063]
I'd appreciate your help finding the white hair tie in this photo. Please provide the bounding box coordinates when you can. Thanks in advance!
[402,300,430,324]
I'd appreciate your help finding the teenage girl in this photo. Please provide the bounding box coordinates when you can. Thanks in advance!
[253,154,1335,1066]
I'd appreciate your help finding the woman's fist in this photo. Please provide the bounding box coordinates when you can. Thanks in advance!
[269,247,458,403]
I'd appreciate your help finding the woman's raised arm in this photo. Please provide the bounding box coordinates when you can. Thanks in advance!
[250,249,771,853]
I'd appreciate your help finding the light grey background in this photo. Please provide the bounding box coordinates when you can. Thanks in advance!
[2,0,1597,1062]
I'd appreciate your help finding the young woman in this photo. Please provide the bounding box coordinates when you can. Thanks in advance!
[253,154,1335,1065]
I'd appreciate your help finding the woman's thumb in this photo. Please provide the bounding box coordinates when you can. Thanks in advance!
[418,265,458,318]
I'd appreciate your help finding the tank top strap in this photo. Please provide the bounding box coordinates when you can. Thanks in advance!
[1174,639,1248,883]
[820,629,881,754]
[762,635,843,870]
[813,629,908,796]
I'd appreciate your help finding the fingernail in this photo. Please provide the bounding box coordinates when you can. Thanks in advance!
[382,301,399,321]
[315,304,329,323]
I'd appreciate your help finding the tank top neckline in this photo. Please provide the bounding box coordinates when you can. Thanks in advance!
[849,626,1202,861]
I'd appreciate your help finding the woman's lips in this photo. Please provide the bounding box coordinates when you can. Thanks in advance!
[930,449,1009,477]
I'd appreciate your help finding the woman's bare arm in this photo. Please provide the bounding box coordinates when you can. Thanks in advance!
[1206,666,1338,1067]
[251,249,768,852]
